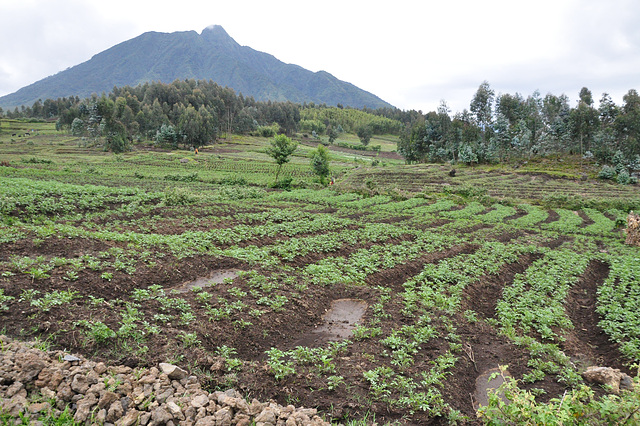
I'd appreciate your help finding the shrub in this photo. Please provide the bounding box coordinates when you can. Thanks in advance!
[163,188,198,206]
[617,169,635,185]
[598,165,616,180]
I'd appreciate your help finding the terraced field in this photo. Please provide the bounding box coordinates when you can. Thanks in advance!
[1,123,640,424]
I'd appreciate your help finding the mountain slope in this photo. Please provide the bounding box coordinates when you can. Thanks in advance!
[0,26,392,109]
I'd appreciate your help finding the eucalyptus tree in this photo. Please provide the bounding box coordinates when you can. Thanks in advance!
[266,134,298,182]
[470,81,495,141]
[569,87,599,157]
[615,89,640,159]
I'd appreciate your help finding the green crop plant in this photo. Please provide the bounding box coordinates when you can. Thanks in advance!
[75,320,116,344]
[30,290,79,313]
[478,365,640,424]
[265,347,296,380]
[0,289,14,311]
[179,332,201,348]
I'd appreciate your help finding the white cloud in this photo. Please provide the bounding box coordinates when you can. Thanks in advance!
[1,0,638,112]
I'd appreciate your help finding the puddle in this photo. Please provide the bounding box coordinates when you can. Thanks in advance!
[474,367,510,409]
[175,269,239,293]
[291,299,368,347]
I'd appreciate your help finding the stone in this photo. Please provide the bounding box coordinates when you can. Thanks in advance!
[107,400,124,423]
[116,408,140,426]
[233,413,252,426]
[63,354,81,362]
[15,352,46,382]
[28,401,51,414]
[94,362,108,375]
[6,381,24,398]
[583,366,624,394]
[166,401,183,417]
[248,398,265,416]
[620,373,635,391]
[191,394,209,408]
[150,407,173,425]
[48,370,65,389]
[40,388,56,400]
[71,373,90,394]
[285,416,297,426]
[215,406,233,426]
[140,412,152,426]
[255,406,277,424]
[311,415,328,425]
[98,391,119,409]
[56,382,74,402]
[156,388,174,404]
[95,408,107,424]
[3,394,27,417]
[159,363,188,380]
[194,416,216,426]
[73,394,98,423]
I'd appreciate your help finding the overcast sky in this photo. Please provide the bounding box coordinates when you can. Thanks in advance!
[1,0,638,113]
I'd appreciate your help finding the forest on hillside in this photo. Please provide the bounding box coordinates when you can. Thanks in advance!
[2,79,639,181]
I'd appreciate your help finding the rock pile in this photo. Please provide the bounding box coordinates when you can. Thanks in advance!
[0,335,329,425]
[626,212,640,246]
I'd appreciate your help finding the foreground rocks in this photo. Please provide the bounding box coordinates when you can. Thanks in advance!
[626,212,640,246]
[582,366,635,395]
[0,335,329,425]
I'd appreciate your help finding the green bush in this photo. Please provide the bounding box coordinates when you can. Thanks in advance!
[478,366,640,425]
[163,188,198,206]
[617,169,633,185]
[598,165,616,180]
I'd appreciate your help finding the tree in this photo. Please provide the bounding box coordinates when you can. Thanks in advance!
[266,134,298,182]
[71,118,85,136]
[310,144,331,184]
[569,88,599,158]
[470,81,495,133]
[327,126,338,144]
[357,125,372,146]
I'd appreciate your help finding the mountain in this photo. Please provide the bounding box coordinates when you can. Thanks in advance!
[0,25,392,110]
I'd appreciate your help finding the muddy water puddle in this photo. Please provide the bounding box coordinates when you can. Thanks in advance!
[291,299,368,347]
[175,269,239,293]
[474,367,510,409]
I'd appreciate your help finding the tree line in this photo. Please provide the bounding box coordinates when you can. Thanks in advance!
[0,79,405,153]
[2,79,639,178]
[398,82,640,177]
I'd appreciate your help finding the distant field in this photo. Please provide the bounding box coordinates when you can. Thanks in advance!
[1,120,640,424]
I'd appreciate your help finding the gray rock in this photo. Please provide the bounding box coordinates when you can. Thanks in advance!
[107,400,124,423]
[95,408,107,424]
[194,416,216,426]
[6,381,24,398]
[620,373,635,391]
[215,406,233,426]
[28,401,51,414]
[191,394,209,408]
[71,373,90,394]
[116,408,140,426]
[73,394,98,423]
[166,401,183,418]
[139,412,152,426]
[583,366,624,394]
[150,407,173,425]
[63,355,81,362]
[254,406,277,425]
[98,391,119,409]
[159,363,188,380]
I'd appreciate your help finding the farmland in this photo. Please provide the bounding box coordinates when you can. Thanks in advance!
[1,120,640,424]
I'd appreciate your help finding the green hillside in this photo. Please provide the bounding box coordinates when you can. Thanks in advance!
[0,26,392,110]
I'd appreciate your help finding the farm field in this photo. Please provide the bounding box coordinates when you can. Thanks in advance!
[1,121,640,424]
